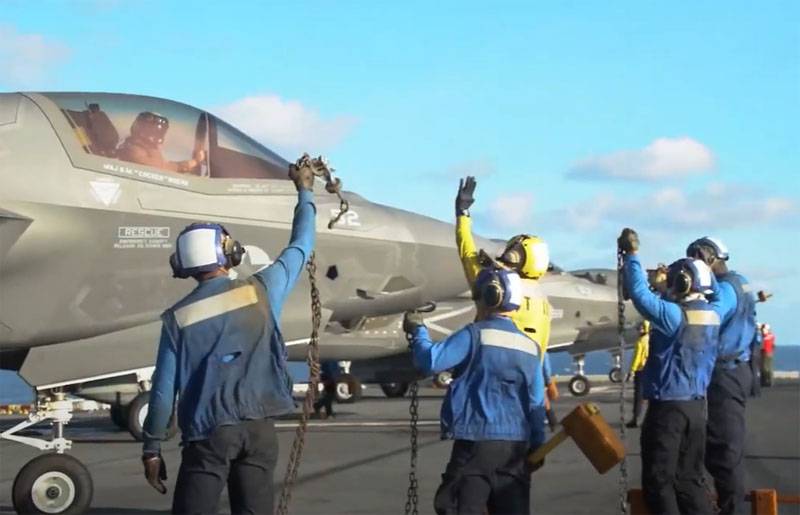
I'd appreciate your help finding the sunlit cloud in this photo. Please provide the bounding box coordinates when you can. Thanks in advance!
[0,25,70,88]
[568,137,715,181]
[213,94,358,157]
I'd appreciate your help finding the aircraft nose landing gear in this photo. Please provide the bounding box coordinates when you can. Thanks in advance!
[568,354,591,397]
[1,392,93,514]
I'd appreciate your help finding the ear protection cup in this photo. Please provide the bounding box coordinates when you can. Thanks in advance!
[672,270,692,296]
[222,235,245,267]
[500,235,527,270]
[481,277,505,309]
[170,252,191,279]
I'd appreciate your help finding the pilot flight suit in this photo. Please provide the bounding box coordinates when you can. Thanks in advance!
[623,255,722,515]
[707,271,757,515]
[408,315,546,515]
[143,189,315,514]
[117,135,200,174]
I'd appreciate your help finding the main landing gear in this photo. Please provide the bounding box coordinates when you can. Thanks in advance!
[1,392,92,515]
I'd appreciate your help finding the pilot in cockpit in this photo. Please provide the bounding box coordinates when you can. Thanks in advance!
[117,111,205,174]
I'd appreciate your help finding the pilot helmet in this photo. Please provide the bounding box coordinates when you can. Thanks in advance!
[169,223,245,279]
[131,111,170,146]
[686,236,729,266]
[666,258,714,298]
[474,267,522,313]
[499,234,549,279]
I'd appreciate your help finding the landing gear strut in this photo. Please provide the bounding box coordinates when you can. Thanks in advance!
[1,392,93,514]
[608,353,623,383]
[568,354,591,397]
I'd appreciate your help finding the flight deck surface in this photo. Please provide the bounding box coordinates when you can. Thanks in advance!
[1,380,798,514]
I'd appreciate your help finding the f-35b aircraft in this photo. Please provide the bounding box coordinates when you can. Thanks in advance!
[0,92,641,515]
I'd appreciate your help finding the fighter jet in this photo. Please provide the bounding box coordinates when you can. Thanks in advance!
[0,92,640,515]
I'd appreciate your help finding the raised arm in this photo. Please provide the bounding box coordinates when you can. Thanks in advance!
[623,253,683,337]
[142,326,178,455]
[408,325,474,376]
[254,189,316,320]
[455,176,481,286]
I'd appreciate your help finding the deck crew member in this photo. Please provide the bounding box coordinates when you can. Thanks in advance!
[405,267,546,515]
[140,162,316,514]
[687,237,757,515]
[625,320,650,428]
[619,228,722,515]
[760,324,775,387]
[313,361,340,419]
[455,176,555,429]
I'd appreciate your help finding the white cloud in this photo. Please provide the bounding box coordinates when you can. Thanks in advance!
[568,137,715,181]
[213,94,358,157]
[485,192,535,229]
[0,26,70,87]
[549,183,797,232]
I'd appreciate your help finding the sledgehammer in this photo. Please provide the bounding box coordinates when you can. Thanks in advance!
[528,403,626,474]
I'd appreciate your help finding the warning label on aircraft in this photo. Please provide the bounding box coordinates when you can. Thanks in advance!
[114,226,172,250]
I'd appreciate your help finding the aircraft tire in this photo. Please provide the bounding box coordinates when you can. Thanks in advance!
[109,403,128,430]
[568,375,591,397]
[335,374,363,404]
[380,382,409,398]
[12,453,93,515]
[127,392,178,442]
[608,366,623,383]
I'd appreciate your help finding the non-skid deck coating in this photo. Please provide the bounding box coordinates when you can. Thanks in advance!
[1,380,798,514]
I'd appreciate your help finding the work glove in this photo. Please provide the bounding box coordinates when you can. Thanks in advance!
[403,311,425,337]
[617,228,639,254]
[289,161,315,192]
[455,176,477,216]
[142,453,168,494]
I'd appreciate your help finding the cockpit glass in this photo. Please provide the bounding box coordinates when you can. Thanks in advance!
[44,93,209,176]
[207,116,289,180]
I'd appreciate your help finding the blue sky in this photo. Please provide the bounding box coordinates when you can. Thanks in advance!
[2,1,798,343]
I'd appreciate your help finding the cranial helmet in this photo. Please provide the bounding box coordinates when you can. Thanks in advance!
[499,234,550,279]
[131,111,170,146]
[686,236,729,266]
[666,258,714,297]
[474,267,522,312]
[169,223,245,279]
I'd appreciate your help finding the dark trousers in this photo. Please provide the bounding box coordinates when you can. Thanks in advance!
[172,418,278,515]
[706,363,751,515]
[631,371,645,423]
[313,380,336,416]
[434,440,530,515]
[641,399,713,515]
[760,353,774,387]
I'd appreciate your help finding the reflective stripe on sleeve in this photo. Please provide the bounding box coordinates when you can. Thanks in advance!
[174,285,259,329]
[480,328,539,357]
[685,310,721,326]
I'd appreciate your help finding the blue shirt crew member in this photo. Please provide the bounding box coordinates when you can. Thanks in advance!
[140,163,316,515]
[619,228,723,515]
[687,236,757,515]
[404,267,546,515]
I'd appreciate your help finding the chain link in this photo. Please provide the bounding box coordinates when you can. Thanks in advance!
[276,253,322,515]
[617,247,630,515]
[405,380,420,515]
[276,154,346,515]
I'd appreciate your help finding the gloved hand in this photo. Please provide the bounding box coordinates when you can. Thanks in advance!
[455,176,477,216]
[142,453,167,494]
[617,228,639,254]
[289,161,315,192]
[403,311,425,336]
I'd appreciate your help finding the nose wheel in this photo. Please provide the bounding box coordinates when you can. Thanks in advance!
[12,453,93,515]
[568,354,591,396]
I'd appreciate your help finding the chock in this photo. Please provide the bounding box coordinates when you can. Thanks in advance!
[528,403,625,474]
